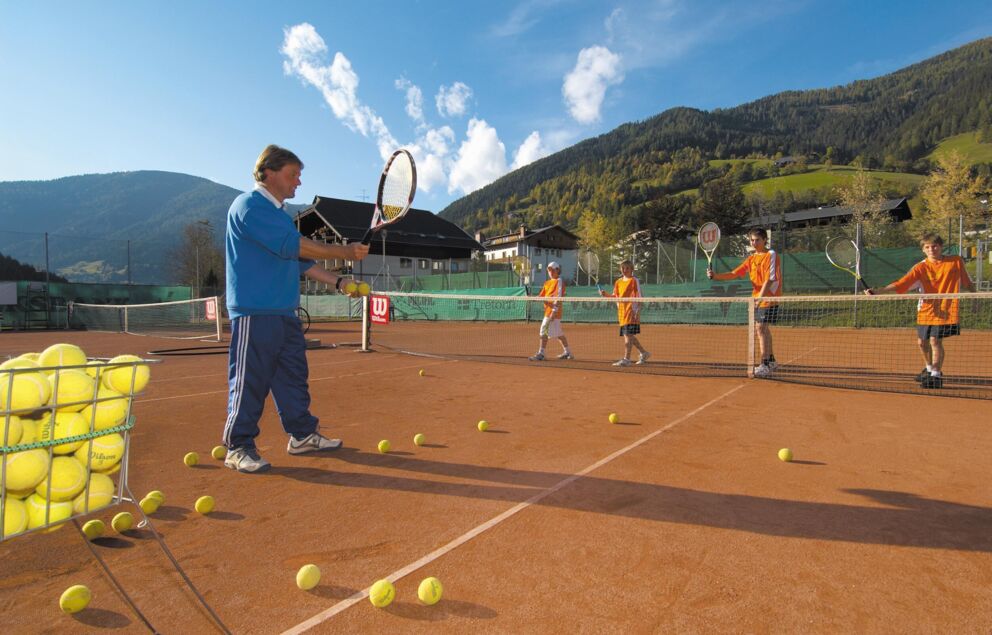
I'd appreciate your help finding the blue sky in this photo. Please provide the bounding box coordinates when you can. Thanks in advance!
[2,1,990,215]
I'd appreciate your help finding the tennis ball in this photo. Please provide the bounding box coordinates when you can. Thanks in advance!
[38,343,87,372]
[183,452,199,467]
[72,472,116,514]
[477,420,489,432]
[195,495,215,514]
[38,411,90,454]
[1,449,50,490]
[49,370,96,413]
[344,281,358,295]
[0,357,39,370]
[608,413,619,424]
[79,388,129,430]
[0,371,52,413]
[102,355,150,395]
[417,577,443,606]
[26,493,73,532]
[358,282,371,297]
[778,448,793,462]
[1,496,28,537]
[36,456,88,502]
[418,369,425,377]
[139,496,160,515]
[111,511,133,533]
[2,414,24,446]
[211,445,226,460]
[74,433,125,471]
[95,462,120,476]
[296,564,321,591]
[59,584,91,614]
[18,352,41,362]
[146,490,165,504]
[368,579,395,608]
[413,433,426,446]
[377,439,391,454]
[83,360,104,379]
[81,518,105,540]
[19,418,39,444]
[5,486,35,499]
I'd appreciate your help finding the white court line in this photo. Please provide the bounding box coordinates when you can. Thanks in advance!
[281,382,747,635]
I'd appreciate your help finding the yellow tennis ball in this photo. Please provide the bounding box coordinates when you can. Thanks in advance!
[2,414,24,446]
[0,357,39,371]
[26,493,73,532]
[111,511,133,533]
[36,456,88,502]
[38,343,87,371]
[79,388,129,430]
[211,445,226,460]
[608,413,619,424]
[17,352,40,362]
[477,420,489,432]
[183,452,199,467]
[413,433,426,446]
[102,355,150,394]
[139,496,160,515]
[83,360,104,379]
[369,579,395,608]
[38,411,90,454]
[296,564,321,591]
[344,281,358,295]
[72,472,116,514]
[74,433,125,471]
[81,518,105,540]
[377,439,391,454]
[18,418,39,444]
[417,577,443,605]
[1,448,50,490]
[5,486,35,499]
[418,369,425,377]
[358,282,371,297]
[0,371,52,413]
[59,584,91,614]
[49,369,96,412]
[195,495,215,514]
[2,496,28,537]
[778,448,793,462]
[95,462,121,476]
[146,490,165,504]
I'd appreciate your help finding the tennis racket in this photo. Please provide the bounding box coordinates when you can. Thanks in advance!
[698,222,721,274]
[578,248,603,292]
[825,237,866,292]
[511,255,531,285]
[360,149,417,245]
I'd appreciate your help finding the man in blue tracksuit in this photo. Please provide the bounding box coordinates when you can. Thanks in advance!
[222,144,370,473]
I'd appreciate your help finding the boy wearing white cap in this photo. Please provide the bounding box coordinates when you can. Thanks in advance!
[529,262,574,361]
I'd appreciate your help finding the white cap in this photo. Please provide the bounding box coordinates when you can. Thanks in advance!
[547,261,560,270]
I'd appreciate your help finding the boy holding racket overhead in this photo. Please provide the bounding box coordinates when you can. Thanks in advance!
[864,233,974,389]
[599,260,650,367]
[529,262,573,361]
[707,228,781,377]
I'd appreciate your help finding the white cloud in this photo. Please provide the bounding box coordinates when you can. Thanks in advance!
[395,77,424,125]
[436,82,473,118]
[408,126,455,192]
[562,46,623,124]
[448,118,508,195]
[511,131,547,169]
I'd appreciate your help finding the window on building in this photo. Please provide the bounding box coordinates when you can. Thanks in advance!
[535,247,542,255]
[419,259,429,270]
[399,257,412,268]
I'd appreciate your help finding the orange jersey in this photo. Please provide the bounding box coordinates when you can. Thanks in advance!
[612,276,643,326]
[539,278,565,319]
[729,250,782,308]
[891,256,971,325]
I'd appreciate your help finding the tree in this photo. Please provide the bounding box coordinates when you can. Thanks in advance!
[168,220,224,296]
[576,210,615,252]
[696,176,750,236]
[837,170,890,246]
[919,150,991,236]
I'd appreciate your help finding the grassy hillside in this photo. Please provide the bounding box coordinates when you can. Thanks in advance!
[926,131,992,164]
[741,166,924,197]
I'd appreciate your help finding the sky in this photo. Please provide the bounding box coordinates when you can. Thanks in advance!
[2,1,991,215]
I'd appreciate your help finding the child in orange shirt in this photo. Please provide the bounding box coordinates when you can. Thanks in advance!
[866,233,974,388]
[599,260,650,367]
[529,262,573,361]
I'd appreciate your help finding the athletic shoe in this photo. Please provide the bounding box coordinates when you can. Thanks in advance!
[753,363,773,378]
[612,358,632,367]
[767,359,778,370]
[557,352,574,360]
[921,374,943,389]
[636,351,651,365]
[225,447,271,473]
[528,352,546,361]
[287,432,343,455]
[915,368,930,382]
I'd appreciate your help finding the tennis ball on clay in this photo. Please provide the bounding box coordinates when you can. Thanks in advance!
[1,496,28,537]
[608,413,619,424]
[146,490,165,504]
[59,584,91,614]
[477,420,489,432]
[778,448,793,462]
[102,355,150,395]
[139,496,160,515]
[344,281,358,295]
[418,369,425,377]
[183,452,199,467]
[417,576,443,606]
[413,433,426,447]
[38,343,87,371]
[369,579,395,608]
[0,371,52,413]
[377,439,391,454]
[111,511,133,533]
[81,518,105,540]
[211,445,226,460]
[357,282,371,296]
[296,564,321,591]
[195,495,215,514]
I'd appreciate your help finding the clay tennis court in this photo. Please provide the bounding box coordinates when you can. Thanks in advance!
[2,324,991,633]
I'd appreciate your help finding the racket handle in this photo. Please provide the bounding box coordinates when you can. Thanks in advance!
[360,228,375,245]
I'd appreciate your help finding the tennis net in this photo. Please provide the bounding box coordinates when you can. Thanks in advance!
[363,290,992,399]
[70,296,223,341]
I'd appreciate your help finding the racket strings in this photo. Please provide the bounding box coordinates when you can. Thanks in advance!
[380,158,414,219]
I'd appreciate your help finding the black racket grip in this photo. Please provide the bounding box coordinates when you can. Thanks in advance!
[360,228,375,245]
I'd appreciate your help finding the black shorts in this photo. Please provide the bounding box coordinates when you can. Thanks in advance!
[755,305,779,324]
[619,324,641,336]
[917,324,960,340]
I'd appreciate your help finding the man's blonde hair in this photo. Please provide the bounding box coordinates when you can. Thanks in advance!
[254,145,303,183]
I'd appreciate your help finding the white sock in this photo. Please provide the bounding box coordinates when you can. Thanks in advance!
[931,370,941,377]
[926,364,933,372]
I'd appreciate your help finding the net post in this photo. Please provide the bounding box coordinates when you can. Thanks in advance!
[360,295,371,352]
[747,299,756,378]
[214,296,222,342]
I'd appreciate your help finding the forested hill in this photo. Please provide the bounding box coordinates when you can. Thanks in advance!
[440,37,992,235]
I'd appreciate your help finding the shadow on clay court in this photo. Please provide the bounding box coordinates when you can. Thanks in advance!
[91,537,135,549]
[309,584,360,600]
[275,450,992,552]
[146,505,190,522]
[71,607,132,629]
[383,599,498,622]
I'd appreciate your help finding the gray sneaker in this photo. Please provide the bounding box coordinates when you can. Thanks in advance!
[557,352,574,360]
[636,351,651,365]
[612,358,632,367]
[225,447,271,473]
[288,432,343,455]
[528,352,546,361]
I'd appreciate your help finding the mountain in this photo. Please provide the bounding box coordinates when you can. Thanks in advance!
[440,37,992,236]
[0,171,241,283]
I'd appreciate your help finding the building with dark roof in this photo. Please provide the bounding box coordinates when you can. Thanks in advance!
[479,224,580,284]
[749,197,912,230]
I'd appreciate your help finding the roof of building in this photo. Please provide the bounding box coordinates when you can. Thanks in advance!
[483,224,580,248]
[750,197,911,227]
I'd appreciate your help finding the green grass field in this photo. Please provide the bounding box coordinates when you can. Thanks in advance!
[741,165,924,197]
[708,158,774,169]
[926,131,992,165]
